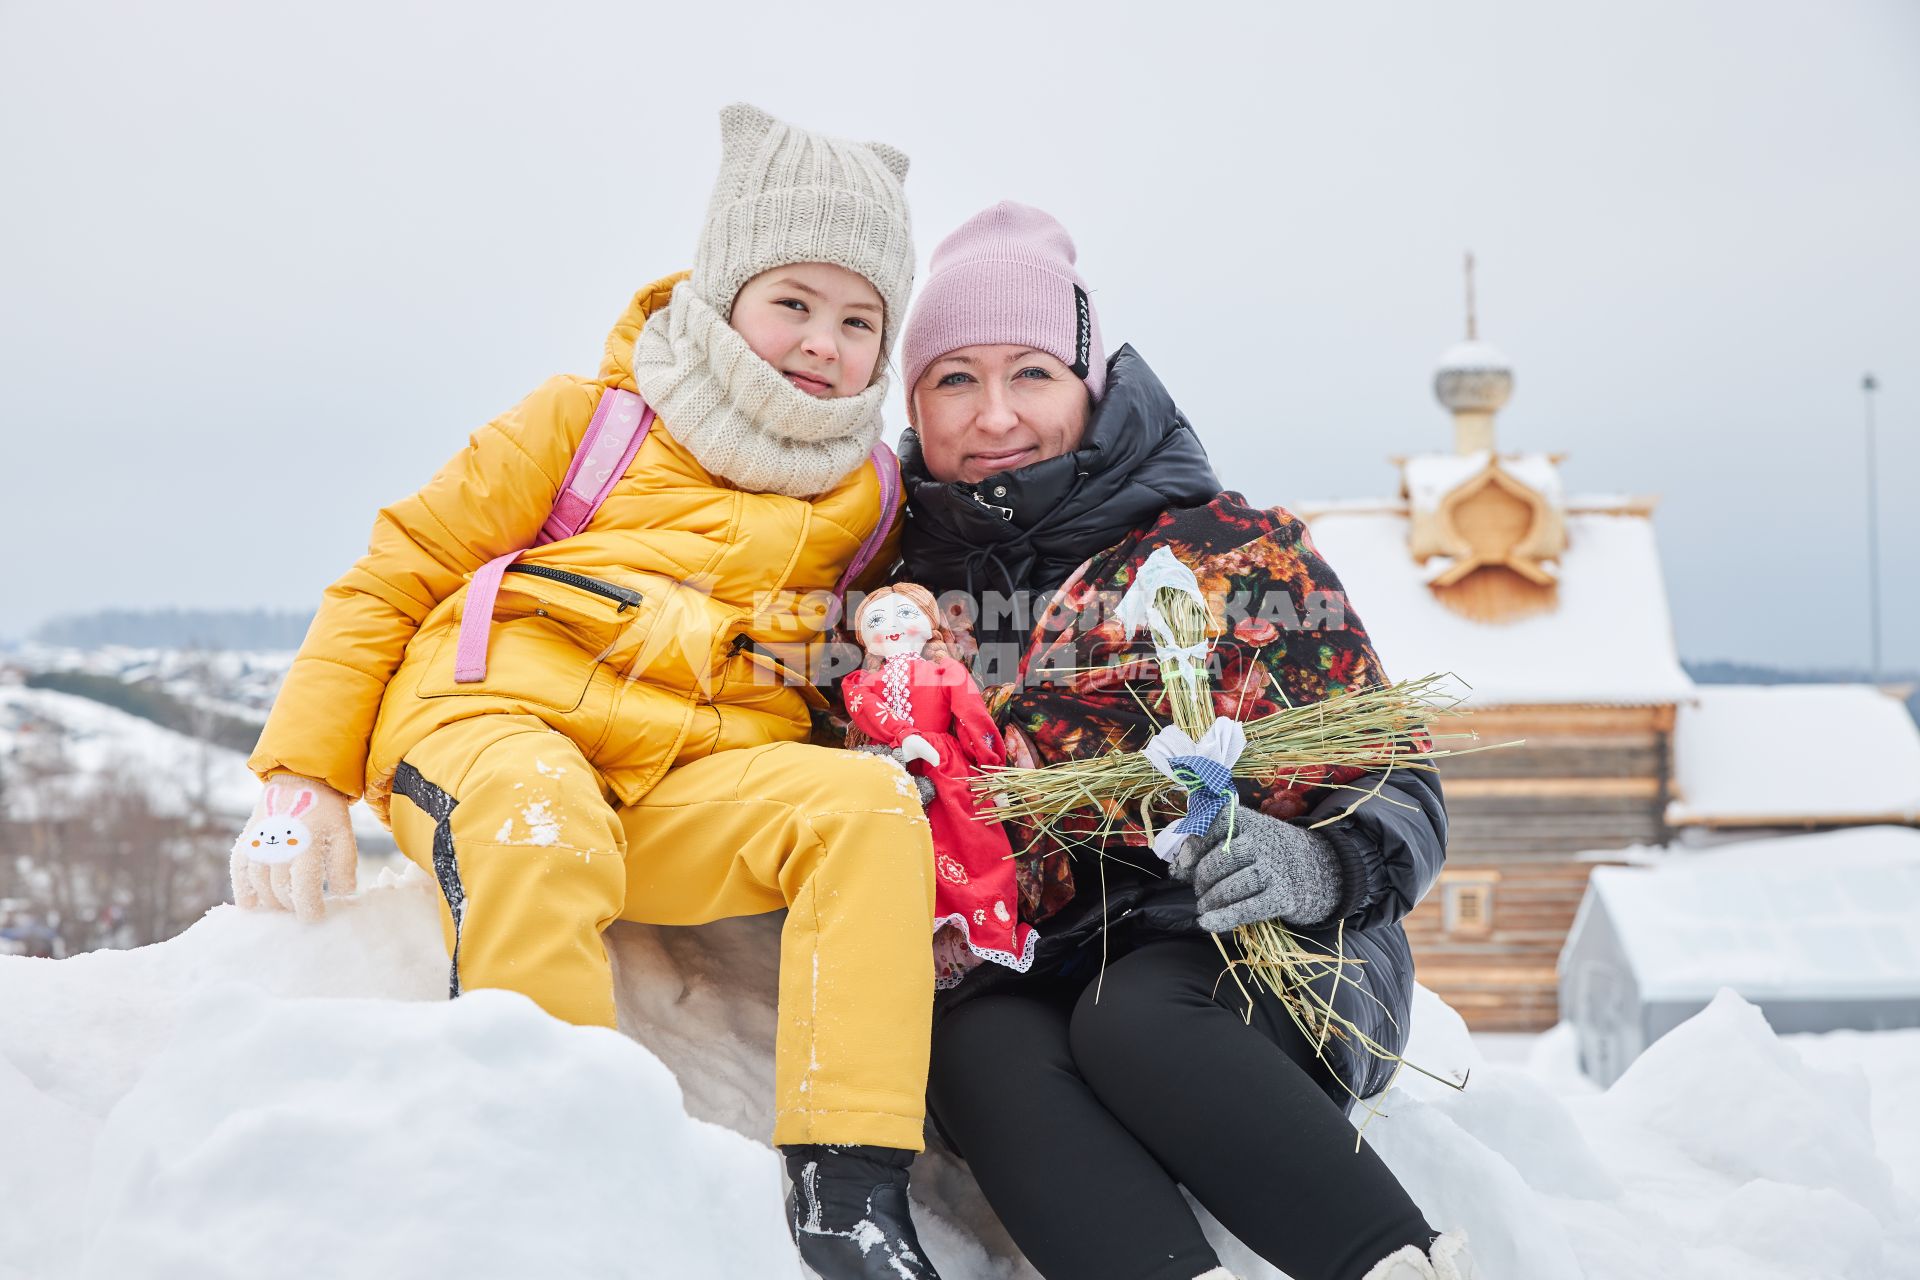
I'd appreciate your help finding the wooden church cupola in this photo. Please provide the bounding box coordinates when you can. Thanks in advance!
[1402,254,1569,624]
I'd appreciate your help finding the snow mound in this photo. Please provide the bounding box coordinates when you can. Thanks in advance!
[81,988,790,1279]
[4,875,1918,1279]
[1368,987,1920,1280]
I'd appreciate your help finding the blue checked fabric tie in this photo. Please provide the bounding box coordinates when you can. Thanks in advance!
[1168,754,1236,842]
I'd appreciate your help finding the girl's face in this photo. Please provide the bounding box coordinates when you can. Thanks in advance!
[860,594,934,659]
[730,263,886,398]
[909,345,1091,484]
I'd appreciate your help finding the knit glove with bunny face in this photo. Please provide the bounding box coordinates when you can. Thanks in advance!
[231,774,358,922]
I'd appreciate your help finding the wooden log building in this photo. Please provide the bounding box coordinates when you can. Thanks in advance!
[1294,282,1920,1030]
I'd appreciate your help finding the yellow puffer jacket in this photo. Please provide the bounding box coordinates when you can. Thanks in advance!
[249,273,899,821]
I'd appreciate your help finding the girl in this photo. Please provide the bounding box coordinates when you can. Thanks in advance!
[233,104,943,1280]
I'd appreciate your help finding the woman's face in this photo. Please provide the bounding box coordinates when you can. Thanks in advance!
[730,262,885,398]
[910,345,1091,484]
[860,593,934,659]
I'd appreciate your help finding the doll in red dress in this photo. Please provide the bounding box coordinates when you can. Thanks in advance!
[844,583,1037,987]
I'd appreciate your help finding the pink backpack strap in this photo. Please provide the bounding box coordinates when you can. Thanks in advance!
[455,388,653,683]
[538,388,654,546]
[835,440,902,600]
[454,550,522,683]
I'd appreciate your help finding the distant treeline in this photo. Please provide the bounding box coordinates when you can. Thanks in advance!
[24,671,264,754]
[32,608,314,651]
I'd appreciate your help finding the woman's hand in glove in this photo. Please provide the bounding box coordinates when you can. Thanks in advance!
[1168,804,1342,933]
[230,774,358,921]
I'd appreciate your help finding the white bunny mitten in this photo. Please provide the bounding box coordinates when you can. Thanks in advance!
[231,774,358,921]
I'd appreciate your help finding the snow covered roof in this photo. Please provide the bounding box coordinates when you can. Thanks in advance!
[1573,826,1920,1002]
[1667,685,1920,826]
[1299,505,1695,707]
[1434,338,1512,375]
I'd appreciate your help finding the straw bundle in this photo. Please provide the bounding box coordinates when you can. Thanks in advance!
[977,579,1495,1127]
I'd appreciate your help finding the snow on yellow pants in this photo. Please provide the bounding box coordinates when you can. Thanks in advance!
[387,712,936,1150]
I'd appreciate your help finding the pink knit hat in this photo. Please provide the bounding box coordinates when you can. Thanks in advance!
[901,201,1106,403]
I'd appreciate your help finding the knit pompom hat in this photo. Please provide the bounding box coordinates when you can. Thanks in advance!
[694,103,915,356]
[901,201,1106,402]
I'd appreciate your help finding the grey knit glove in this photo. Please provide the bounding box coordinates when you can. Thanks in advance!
[853,743,936,808]
[1169,804,1342,933]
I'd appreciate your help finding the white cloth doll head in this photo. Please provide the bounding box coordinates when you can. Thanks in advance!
[856,583,956,665]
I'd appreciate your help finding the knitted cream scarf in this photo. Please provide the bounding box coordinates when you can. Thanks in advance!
[630,280,889,499]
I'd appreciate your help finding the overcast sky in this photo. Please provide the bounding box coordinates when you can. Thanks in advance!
[3,0,1916,672]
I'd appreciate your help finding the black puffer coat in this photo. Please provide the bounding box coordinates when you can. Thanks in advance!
[898,347,1447,1105]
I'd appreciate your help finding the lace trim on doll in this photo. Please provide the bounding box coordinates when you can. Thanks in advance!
[878,652,915,724]
[931,911,1041,990]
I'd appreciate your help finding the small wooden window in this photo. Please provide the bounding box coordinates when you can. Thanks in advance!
[1443,877,1496,938]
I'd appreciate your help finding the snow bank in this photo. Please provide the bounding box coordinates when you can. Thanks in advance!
[1364,989,1920,1280]
[4,875,1918,1279]
[1787,1026,1920,1205]
[0,871,794,1280]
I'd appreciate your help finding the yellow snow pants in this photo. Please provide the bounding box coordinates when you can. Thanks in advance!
[387,713,936,1150]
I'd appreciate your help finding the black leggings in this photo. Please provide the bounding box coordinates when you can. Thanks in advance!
[927,938,1434,1280]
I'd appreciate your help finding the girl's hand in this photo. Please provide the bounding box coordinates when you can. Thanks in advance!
[231,775,359,922]
[898,734,942,768]
[851,743,935,808]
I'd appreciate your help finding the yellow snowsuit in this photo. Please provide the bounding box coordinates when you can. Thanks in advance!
[249,274,934,1149]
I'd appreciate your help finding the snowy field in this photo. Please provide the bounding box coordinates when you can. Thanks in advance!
[2,871,1917,1279]
[0,684,392,842]
[0,685,263,820]
[8,645,293,721]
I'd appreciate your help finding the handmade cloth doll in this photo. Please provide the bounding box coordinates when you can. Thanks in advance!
[845,584,1036,985]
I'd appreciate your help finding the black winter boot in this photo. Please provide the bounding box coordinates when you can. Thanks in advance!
[781,1144,942,1279]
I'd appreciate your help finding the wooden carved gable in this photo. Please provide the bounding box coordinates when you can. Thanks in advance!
[1405,458,1568,624]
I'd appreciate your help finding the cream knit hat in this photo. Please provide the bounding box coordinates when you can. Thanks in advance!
[693,103,915,356]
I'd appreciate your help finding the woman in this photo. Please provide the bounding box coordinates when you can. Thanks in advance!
[894,203,1475,1280]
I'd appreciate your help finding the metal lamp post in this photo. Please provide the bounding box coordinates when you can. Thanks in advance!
[1862,373,1881,685]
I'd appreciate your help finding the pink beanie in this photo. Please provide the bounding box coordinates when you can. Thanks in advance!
[901,201,1106,403]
